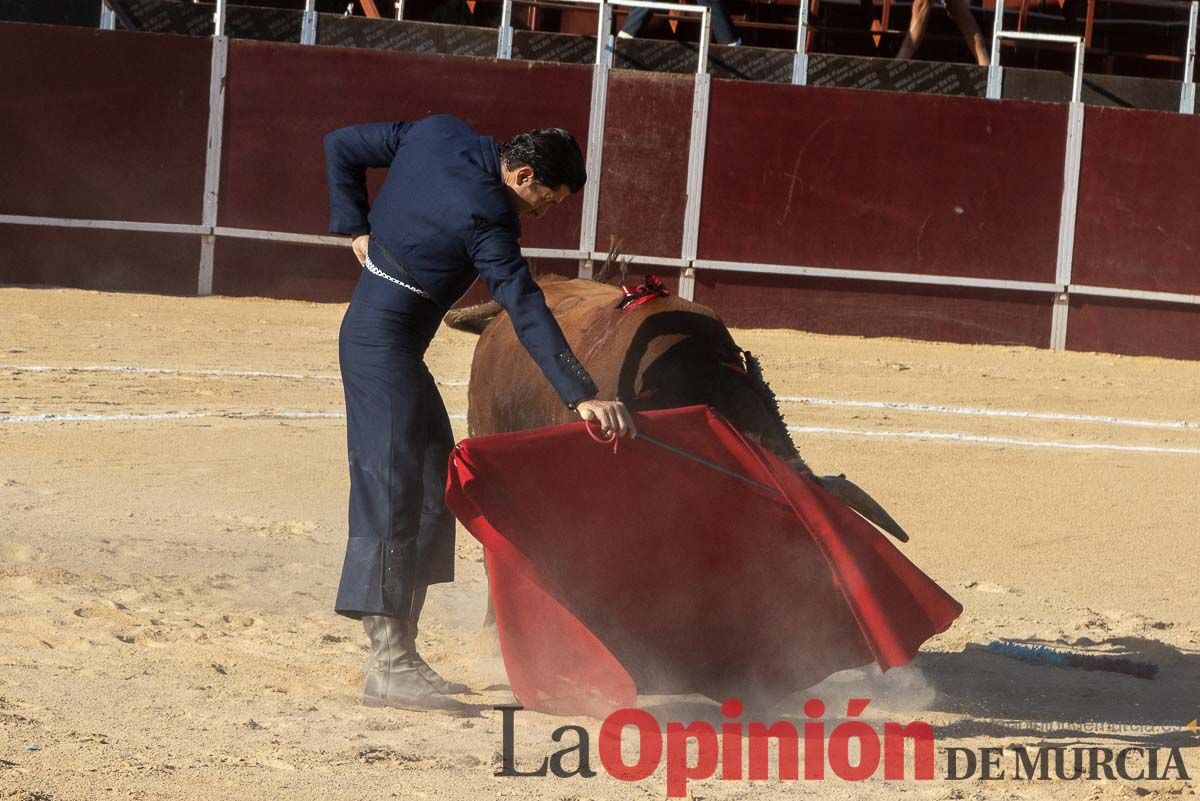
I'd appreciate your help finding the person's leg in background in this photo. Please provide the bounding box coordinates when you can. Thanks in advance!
[617,6,651,38]
[896,0,931,59]
[946,0,989,65]
[703,0,742,45]
[618,1,740,44]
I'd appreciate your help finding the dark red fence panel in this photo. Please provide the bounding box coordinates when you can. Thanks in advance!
[218,41,593,249]
[3,21,1199,363]
[1073,106,1200,296]
[0,225,200,295]
[1066,296,1200,361]
[453,257,581,307]
[698,81,1067,284]
[212,238,358,301]
[211,241,581,305]
[0,23,210,224]
[594,71,693,259]
[693,270,1052,347]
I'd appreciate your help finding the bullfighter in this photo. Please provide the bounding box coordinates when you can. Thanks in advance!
[324,114,636,714]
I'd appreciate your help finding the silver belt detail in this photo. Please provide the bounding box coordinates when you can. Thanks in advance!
[364,254,432,300]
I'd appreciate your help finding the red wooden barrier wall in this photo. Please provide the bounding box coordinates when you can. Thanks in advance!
[218,39,592,245]
[1067,105,1200,359]
[0,22,1197,360]
[1074,106,1200,296]
[698,81,1067,282]
[693,272,1053,346]
[595,71,694,259]
[1,226,201,295]
[0,24,210,224]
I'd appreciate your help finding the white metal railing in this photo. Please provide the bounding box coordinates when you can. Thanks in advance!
[496,0,711,73]
[497,0,608,63]
[793,0,810,84]
[497,0,515,57]
[6,212,1200,309]
[301,0,318,43]
[987,3,1085,104]
[99,1,117,29]
[611,0,712,72]
[1182,1,1198,112]
[66,0,1200,343]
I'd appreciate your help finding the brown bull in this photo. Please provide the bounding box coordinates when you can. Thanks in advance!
[447,267,910,635]
[454,274,801,460]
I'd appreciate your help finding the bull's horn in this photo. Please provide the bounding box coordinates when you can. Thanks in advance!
[816,474,911,543]
[444,301,503,334]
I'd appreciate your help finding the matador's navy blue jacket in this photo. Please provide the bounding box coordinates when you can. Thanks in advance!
[324,114,598,407]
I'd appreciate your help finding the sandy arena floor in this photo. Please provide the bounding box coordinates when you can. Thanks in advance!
[1,286,1198,800]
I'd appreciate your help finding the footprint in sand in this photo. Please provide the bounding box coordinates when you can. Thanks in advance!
[962,580,1019,594]
[0,543,42,563]
[215,515,324,544]
[74,605,139,625]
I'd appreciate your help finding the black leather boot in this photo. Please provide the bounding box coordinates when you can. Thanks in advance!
[408,585,470,695]
[362,614,469,714]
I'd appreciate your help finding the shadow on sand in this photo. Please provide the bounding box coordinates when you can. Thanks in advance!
[636,635,1200,750]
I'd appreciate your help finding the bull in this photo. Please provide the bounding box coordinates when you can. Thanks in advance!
[446,256,910,636]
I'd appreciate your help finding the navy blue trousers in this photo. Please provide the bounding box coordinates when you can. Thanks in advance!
[334,270,456,620]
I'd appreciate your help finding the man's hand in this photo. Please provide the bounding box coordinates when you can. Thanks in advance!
[351,234,369,266]
[575,399,636,439]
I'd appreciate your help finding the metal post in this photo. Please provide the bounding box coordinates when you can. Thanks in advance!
[213,0,226,36]
[1070,39,1084,103]
[497,0,514,59]
[395,0,404,20]
[301,0,318,44]
[696,6,710,74]
[578,2,612,278]
[792,0,810,85]
[679,71,712,301]
[991,31,1083,102]
[199,36,229,296]
[1051,97,1085,351]
[596,0,613,67]
[99,1,117,29]
[986,0,1003,98]
[1181,1,1198,113]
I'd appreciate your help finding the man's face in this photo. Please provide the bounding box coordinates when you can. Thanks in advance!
[508,166,571,218]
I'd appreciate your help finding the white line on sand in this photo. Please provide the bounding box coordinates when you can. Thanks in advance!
[3,408,1194,456]
[0,411,467,425]
[787,425,1200,456]
[778,395,1199,432]
[1,364,341,381]
[0,364,471,388]
[4,365,1186,430]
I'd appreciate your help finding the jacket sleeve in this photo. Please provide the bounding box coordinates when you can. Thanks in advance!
[323,121,413,236]
[469,218,599,407]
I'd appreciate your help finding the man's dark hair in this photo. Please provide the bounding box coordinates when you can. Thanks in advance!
[500,128,587,193]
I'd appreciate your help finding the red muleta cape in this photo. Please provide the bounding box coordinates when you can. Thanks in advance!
[445,406,961,717]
